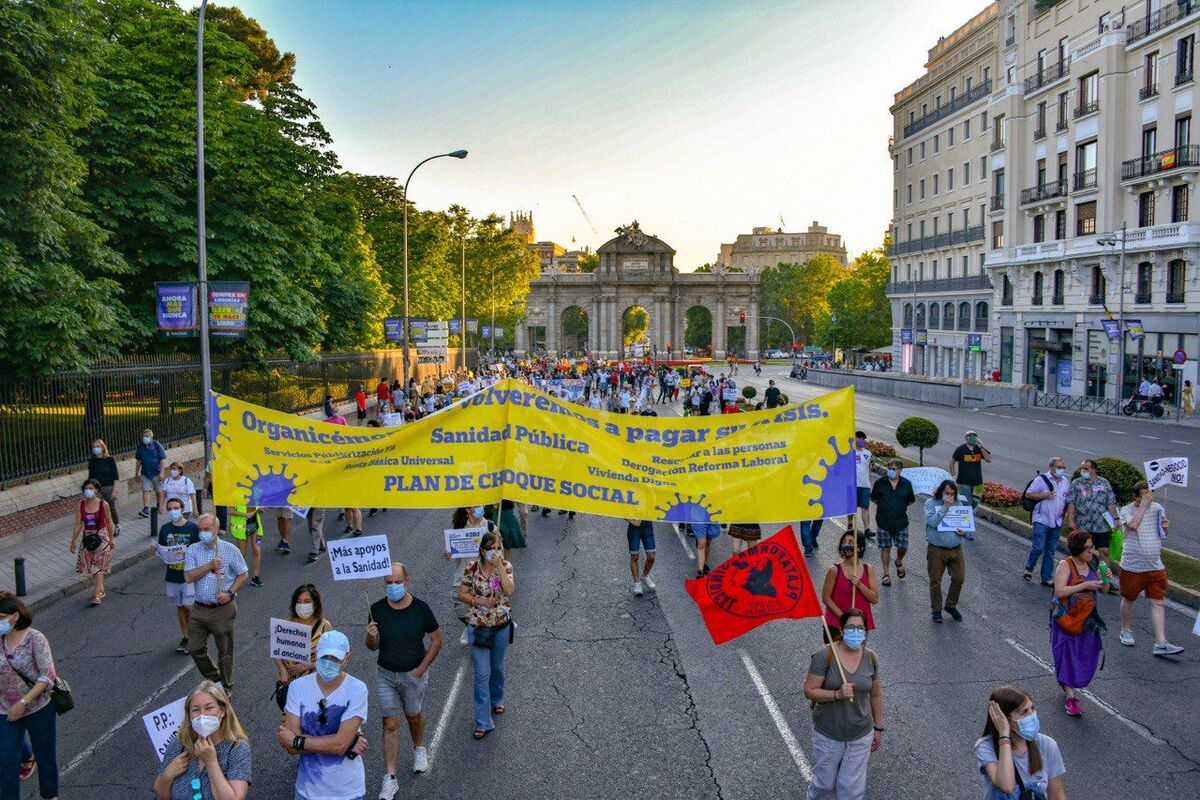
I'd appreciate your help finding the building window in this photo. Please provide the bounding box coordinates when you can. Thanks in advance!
[975,301,989,329]
[1033,214,1046,243]
[962,254,969,276]
[1139,190,1156,227]
[984,66,990,84]
[1035,102,1047,137]
[919,220,926,237]
[1076,201,1097,235]
[992,220,1005,248]
[1078,71,1099,114]
[907,184,913,204]
[1098,12,1110,34]
[909,110,916,125]
[1057,91,1069,131]
[907,147,913,165]
[920,179,926,200]
[979,253,986,275]
[1055,209,1067,240]
[1143,126,1158,158]
[1002,275,1013,305]
[930,303,940,329]
[921,141,926,159]
[906,223,913,241]
[964,161,971,184]
[1032,271,1044,305]
[1168,259,1186,302]
[933,174,939,195]
[903,303,913,326]
[1074,140,1097,189]
[993,168,1005,204]
[943,302,954,330]
[1052,269,1065,304]
[964,118,971,139]
[1179,35,1195,85]
[1173,184,1190,222]
[950,85,957,102]
[948,126,955,147]
[1090,265,1106,303]
[1144,51,1160,97]
[948,167,954,191]
[993,114,1005,148]
[934,134,939,154]
[946,215,954,235]
[962,208,969,229]
[1176,114,1191,147]
[980,155,987,180]
[1059,36,1069,65]
[958,302,970,330]
[1136,262,1153,302]
[933,217,939,236]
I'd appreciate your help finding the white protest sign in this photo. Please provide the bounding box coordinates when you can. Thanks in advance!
[721,387,738,401]
[379,412,405,427]
[938,505,976,532]
[270,617,313,664]
[444,526,485,559]
[328,534,392,581]
[289,505,309,520]
[1144,456,1188,491]
[142,696,186,762]
[155,543,187,565]
[902,467,952,497]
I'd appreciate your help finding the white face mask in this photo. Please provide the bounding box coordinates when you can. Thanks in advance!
[294,602,314,619]
[170,469,181,478]
[191,714,220,738]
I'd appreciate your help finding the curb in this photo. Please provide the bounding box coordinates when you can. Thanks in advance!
[25,541,158,615]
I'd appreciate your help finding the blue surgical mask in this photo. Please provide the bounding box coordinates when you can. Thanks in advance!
[315,658,342,682]
[886,469,898,480]
[142,436,152,445]
[168,509,183,522]
[473,506,485,518]
[1081,470,1092,480]
[83,489,95,499]
[1054,468,1065,478]
[841,628,867,650]
[1015,712,1040,740]
[91,446,102,456]
[0,619,11,636]
[386,583,406,602]
[199,531,215,545]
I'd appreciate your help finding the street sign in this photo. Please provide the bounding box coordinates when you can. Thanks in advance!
[900,328,914,345]
[1101,319,1121,340]
[208,281,249,338]
[156,283,198,337]
[384,317,402,342]
[1126,318,1145,340]
[409,318,429,343]
[915,330,928,345]
[967,333,982,352]
[1174,348,1187,365]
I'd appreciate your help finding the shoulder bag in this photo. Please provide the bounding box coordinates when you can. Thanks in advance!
[1050,560,1095,636]
[3,639,73,715]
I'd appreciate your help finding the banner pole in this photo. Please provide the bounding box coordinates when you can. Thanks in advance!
[818,616,853,702]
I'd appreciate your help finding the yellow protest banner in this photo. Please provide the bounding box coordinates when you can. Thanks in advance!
[210,380,857,524]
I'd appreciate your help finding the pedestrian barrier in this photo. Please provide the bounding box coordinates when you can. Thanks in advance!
[1033,392,1120,415]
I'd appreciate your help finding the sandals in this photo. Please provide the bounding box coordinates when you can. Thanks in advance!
[881,575,892,586]
[88,595,102,607]
[473,728,491,740]
[896,564,906,580]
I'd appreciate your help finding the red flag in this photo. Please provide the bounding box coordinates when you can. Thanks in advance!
[686,525,822,645]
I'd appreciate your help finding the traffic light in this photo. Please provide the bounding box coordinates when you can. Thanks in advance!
[739,311,746,324]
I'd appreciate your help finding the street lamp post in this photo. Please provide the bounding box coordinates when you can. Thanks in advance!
[745,315,798,360]
[1098,224,1128,412]
[460,233,467,372]
[197,0,213,472]
[402,150,468,383]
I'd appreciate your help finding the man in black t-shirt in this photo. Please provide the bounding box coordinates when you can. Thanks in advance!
[158,497,200,653]
[764,380,782,409]
[949,430,991,538]
[365,562,442,787]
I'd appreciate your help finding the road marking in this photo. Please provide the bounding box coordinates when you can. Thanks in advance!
[671,523,696,560]
[1170,439,1193,445]
[1052,422,1069,427]
[1078,426,1096,430]
[1139,435,1160,440]
[429,662,466,765]
[739,649,813,781]
[63,661,194,776]
[1108,430,1128,435]
[1060,446,1100,455]
[1004,638,1164,744]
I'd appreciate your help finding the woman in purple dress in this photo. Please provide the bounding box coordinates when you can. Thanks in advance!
[1051,530,1105,717]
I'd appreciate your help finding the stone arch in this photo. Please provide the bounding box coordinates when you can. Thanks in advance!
[685,305,713,354]
[560,305,588,356]
[621,304,651,358]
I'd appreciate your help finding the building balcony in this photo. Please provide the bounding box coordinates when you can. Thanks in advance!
[1020,178,1068,205]
[1177,67,1194,86]
[974,318,988,331]
[991,223,1200,272]
[1167,290,1186,303]
[1121,145,1200,182]
[1024,60,1066,95]
[990,138,1005,153]
[886,225,985,257]
[1074,100,1099,119]
[1073,169,1098,191]
[1055,118,1068,132]
[990,194,1006,211]
[1127,0,1200,46]
[901,80,992,140]
[885,274,994,295]
[1135,291,1153,304]
[1033,127,1047,140]
[1140,83,1159,100]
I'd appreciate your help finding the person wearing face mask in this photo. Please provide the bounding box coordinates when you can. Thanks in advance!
[160,462,197,517]
[70,478,115,607]
[924,480,968,623]
[850,431,874,538]
[1023,457,1071,586]
[183,514,249,694]
[1052,532,1105,718]
[445,508,496,647]
[86,438,120,537]
[274,585,333,711]
[1117,482,1185,656]
[136,428,168,520]
[977,685,1067,799]
[153,680,250,800]
[366,563,442,791]
[821,532,879,643]
[802,608,883,800]
[0,592,60,800]
[949,430,992,532]
[458,531,515,740]
[1063,459,1120,593]
[278,630,370,800]
[870,459,915,587]
[158,497,201,653]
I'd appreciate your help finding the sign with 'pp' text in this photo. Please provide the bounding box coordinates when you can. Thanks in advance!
[270,617,313,664]
[143,696,187,762]
[328,534,392,581]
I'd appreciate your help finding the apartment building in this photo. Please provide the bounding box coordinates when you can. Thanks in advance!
[718,221,849,271]
[986,0,1200,401]
[888,4,1000,380]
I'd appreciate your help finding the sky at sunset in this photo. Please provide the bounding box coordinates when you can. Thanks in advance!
[206,0,988,269]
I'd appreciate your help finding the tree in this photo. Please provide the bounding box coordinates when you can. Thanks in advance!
[577,251,599,273]
[760,255,845,349]
[622,306,649,348]
[0,0,130,373]
[896,416,940,466]
[203,4,296,100]
[685,306,713,348]
[816,248,892,352]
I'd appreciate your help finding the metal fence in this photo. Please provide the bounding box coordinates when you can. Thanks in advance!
[0,352,407,487]
[1033,392,1119,415]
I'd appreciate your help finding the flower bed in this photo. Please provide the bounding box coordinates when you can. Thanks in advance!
[980,481,1022,508]
[863,439,896,459]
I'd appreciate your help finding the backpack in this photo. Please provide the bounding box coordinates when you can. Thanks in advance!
[1021,474,1053,512]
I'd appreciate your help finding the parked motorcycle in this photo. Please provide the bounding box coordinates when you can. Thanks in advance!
[1122,395,1165,417]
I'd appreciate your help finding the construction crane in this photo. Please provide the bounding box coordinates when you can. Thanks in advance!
[571,194,600,240]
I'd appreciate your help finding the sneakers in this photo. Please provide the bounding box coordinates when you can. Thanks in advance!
[138,508,150,519]
[633,581,644,597]
[1119,629,1136,647]
[250,576,263,588]
[864,529,875,539]
[1040,579,1054,587]
[459,628,469,646]
[1153,641,1185,657]
[277,540,291,554]
[343,526,354,536]
[964,532,975,541]
[353,528,364,537]
[931,611,944,623]
[275,540,287,553]
[641,573,656,591]
[1064,697,1082,717]
[113,525,121,538]
[412,746,429,774]
[307,552,322,564]
[378,774,400,799]
[176,637,188,654]
[944,606,963,622]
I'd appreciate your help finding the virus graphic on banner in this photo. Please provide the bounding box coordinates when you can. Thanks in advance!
[803,436,857,518]
[236,464,306,507]
[655,492,720,524]
[208,393,231,450]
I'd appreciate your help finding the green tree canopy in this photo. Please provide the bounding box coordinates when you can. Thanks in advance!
[815,248,892,352]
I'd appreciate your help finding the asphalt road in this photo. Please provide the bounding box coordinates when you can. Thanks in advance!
[762,364,1200,560]
[25,394,1200,799]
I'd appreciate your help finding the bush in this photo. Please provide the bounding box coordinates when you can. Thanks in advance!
[895,416,939,466]
[742,386,757,400]
[981,482,1022,507]
[1070,457,1143,505]
[863,439,896,459]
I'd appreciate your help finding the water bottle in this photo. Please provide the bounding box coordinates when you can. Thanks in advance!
[1098,561,1111,590]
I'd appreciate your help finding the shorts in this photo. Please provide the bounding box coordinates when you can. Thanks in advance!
[856,487,871,509]
[356,408,367,420]
[1119,568,1168,602]
[877,527,909,549]
[139,474,161,493]
[165,581,195,607]
[1090,529,1112,549]
[377,665,429,717]
[627,523,656,554]
[692,523,720,540]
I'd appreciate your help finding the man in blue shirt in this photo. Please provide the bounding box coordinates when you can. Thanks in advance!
[184,513,249,692]
[924,480,969,624]
[135,427,168,519]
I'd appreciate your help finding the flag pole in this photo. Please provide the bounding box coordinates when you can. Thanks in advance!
[818,616,853,702]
